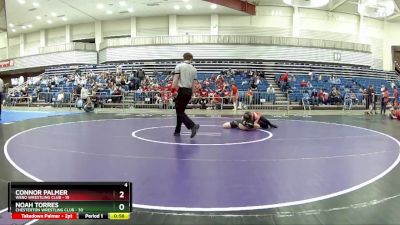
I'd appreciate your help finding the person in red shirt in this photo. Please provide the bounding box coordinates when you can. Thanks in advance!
[393,86,398,108]
[231,83,239,110]
[300,80,307,88]
[381,87,389,114]
[282,72,288,83]
[280,72,289,92]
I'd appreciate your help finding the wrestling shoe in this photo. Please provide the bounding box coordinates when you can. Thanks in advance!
[270,124,278,128]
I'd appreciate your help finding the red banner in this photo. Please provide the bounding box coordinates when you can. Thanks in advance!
[12,212,78,220]
[0,60,14,68]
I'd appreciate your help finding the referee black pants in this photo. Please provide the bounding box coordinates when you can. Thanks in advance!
[175,88,195,133]
[0,93,2,118]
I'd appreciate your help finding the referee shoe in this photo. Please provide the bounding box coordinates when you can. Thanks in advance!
[190,124,200,138]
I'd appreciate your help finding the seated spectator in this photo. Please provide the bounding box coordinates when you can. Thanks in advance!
[389,107,400,120]
[112,85,122,103]
[20,87,29,102]
[300,80,307,88]
[307,81,313,88]
[84,97,95,113]
[317,90,325,105]
[203,78,210,87]
[329,88,341,105]
[311,89,318,105]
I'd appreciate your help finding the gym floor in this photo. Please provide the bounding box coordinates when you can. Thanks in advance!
[1,109,400,225]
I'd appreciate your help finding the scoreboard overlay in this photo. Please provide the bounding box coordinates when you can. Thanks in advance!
[8,182,132,220]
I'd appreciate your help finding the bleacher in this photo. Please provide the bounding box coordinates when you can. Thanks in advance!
[7,60,399,109]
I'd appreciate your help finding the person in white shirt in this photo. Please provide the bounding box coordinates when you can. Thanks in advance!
[19,76,24,85]
[56,91,64,107]
[308,71,313,81]
[173,52,199,138]
[81,86,89,101]
[266,86,275,104]
[390,81,395,89]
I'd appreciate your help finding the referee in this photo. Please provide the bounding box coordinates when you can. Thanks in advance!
[0,77,3,120]
[173,52,200,138]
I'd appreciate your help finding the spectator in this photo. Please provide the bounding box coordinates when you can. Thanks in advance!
[251,75,260,90]
[266,85,275,104]
[302,90,310,107]
[246,88,253,106]
[343,91,353,110]
[390,81,396,89]
[381,87,389,115]
[393,86,398,108]
[308,71,313,81]
[300,80,307,88]
[0,77,3,119]
[389,107,400,120]
[366,85,376,113]
[20,87,29,103]
[138,68,145,82]
[311,89,318,105]
[84,97,95,113]
[55,90,64,108]
[231,83,239,110]
[280,72,289,92]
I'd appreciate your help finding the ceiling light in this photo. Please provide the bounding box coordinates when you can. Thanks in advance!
[185,4,192,10]
[36,16,42,20]
[22,26,27,30]
[9,23,14,27]
[17,0,26,4]
[51,12,57,17]
[119,1,126,6]
[106,10,113,15]
[174,5,180,10]
[62,17,68,21]
[283,0,329,8]
[47,20,53,24]
[128,8,134,12]
[97,3,104,9]
[358,0,395,18]
[27,24,32,28]
[210,4,217,9]
[11,29,16,32]
[32,2,39,7]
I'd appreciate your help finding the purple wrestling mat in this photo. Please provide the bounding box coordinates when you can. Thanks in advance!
[4,117,400,211]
